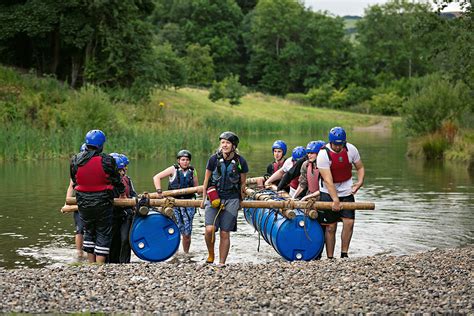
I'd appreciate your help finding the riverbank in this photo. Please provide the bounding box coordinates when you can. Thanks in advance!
[1,246,471,313]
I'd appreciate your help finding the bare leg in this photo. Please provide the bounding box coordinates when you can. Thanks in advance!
[87,253,96,263]
[219,231,230,264]
[325,223,337,258]
[182,234,191,253]
[75,233,84,258]
[96,255,106,264]
[341,218,354,254]
[204,225,215,263]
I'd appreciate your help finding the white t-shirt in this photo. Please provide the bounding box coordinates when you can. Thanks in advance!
[281,157,294,173]
[316,142,360,197]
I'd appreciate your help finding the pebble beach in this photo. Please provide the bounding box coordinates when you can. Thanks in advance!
[1,246,472,314]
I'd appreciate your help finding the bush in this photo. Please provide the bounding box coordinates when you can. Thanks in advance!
[209,75,246,106]
[306,82,334,107]
[344,83,372,106]
[367,92,404,115]
[402,74,472,135]
[422,134,450,160]
[328,89,349,109]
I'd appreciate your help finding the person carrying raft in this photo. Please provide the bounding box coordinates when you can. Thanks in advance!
[264,145,306,197]
[70,130,125,264]
[256,140,287,189]
[294,140,326,200]
[153,150,199,254]
[109,153,137,263]
[317,127,365,259]
[201,132,249,265]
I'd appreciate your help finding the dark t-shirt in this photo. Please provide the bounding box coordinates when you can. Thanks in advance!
[206,153,249,199]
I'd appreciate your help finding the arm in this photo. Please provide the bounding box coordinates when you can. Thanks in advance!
[200,169,212,209]
[351,160,365,195]
[240,172,247,200]
[193,169,199,187]
[277,158,305,191]
[152,166,175,198]
[264,168,285,186]
[301,190,320,201]
[318,168,341,211]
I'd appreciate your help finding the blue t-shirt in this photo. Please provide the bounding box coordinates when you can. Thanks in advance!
[206,153,249,199]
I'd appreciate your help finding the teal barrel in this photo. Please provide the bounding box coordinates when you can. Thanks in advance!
[243,197,324,261]
[130,210,180,262]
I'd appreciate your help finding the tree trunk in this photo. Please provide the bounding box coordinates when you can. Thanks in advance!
[50,27,60,75]
[70,54,81,88]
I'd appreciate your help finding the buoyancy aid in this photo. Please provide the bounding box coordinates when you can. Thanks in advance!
[211,154,241,193]
[325,146,352,183]
[272,159,285,174]
[122,176,131,198]
[289,160,299,189]
[306,161,320,193]
[168,164,195,190]
[75,156,113,192]
[168,164,195,199]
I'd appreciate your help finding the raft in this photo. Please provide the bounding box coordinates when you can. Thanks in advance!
[243,191,325,261]
[129,209,180,262]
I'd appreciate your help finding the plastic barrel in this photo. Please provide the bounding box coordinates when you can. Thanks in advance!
[130,210,180,262]
[244,206,324,261]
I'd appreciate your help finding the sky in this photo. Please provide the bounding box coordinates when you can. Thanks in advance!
[303,0,463,16]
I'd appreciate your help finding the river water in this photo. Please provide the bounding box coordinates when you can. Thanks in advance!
[0,128,472,269]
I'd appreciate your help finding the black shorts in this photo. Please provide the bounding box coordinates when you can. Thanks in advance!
[317,192,355,224]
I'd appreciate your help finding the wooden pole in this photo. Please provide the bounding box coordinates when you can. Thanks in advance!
[64,197,375,212]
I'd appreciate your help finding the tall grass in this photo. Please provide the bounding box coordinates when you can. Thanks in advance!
[0,66,381,161]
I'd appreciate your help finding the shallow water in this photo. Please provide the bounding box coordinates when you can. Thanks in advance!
[0,129,472,268]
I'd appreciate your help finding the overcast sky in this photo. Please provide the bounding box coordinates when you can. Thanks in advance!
[303,0,463,16]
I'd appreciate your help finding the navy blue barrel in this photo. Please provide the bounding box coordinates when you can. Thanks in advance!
[130,210,180,262]
[243,199,324,261]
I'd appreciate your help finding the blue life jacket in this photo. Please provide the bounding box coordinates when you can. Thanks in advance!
[168,164,195,199]
[211,154,241,194]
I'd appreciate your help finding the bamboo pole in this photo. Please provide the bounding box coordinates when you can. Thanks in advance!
[64,197,375,213]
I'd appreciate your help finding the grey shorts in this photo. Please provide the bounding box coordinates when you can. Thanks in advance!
[204,198,240,232]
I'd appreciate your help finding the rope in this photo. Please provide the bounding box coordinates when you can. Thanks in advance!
[211,203,225,243]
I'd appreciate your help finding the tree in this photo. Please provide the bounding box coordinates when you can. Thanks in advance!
[183,44,215,86]
[209,75,246,106]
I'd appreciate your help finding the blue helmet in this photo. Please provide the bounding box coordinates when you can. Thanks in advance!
[306,140,326,154]
[110,153,126,169]
[328,127,346,145]
[80,143,87,152]
[291,146,306,160]
[85,130,106,149]
[119,154,129,166]
[272,140,287,156]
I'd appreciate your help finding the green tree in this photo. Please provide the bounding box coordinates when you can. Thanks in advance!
[208,75,246,106]
[184,44,215,86]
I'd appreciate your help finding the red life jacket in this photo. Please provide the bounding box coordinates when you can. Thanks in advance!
[272,160,285,174]
[306,161,320,193]
[326,147,352,183]
[122,176,131,198]
[75,156,114,192]
[289,160,299,189]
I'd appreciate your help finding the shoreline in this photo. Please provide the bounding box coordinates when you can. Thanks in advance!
[0,246,472,313]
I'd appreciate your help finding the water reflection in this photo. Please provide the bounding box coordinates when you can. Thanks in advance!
[0,129,472,269]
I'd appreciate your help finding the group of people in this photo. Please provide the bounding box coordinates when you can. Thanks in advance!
[67,126,364,265]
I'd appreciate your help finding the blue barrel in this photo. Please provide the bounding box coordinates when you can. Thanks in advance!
[244,200,324,261]
[130,210,180,262]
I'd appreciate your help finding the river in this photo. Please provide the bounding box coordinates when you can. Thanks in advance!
[0,127,472,268]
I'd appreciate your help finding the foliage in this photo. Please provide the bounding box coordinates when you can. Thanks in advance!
[209,75,246,106]
[401,74,473,135]
[183,44,215,86]
[306,83,334,108]
[365,92,404,115]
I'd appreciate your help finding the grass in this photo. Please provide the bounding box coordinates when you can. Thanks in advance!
[0,66,384,161]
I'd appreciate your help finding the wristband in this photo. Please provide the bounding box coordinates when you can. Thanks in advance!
[156,189,162,193]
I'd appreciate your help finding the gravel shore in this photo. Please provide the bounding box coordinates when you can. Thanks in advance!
[1,246,472,314]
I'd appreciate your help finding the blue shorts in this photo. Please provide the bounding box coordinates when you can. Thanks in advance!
[173,207,196,236]
[73,211,85,235]
[204,198,240,232]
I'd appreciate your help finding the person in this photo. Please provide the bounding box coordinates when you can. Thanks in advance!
[317,127,365,259]
[63,143,87,258]
[109,153,137,263]
[153,149,199,254]
[256,140,287,189]
[294,140,326,200]
[200,131,249,265]
[264,146,306,197]
[70,130,125,264]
